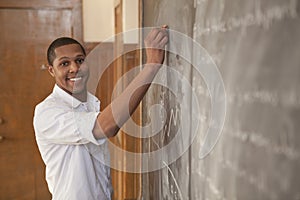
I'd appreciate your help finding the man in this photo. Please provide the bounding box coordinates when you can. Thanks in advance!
[33,26,168,200]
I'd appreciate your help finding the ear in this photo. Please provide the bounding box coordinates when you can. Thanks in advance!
[48,65,55,77]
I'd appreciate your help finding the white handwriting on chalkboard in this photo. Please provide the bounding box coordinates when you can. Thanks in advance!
[194,0,297,37]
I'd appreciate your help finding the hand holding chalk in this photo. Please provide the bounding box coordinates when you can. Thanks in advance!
[144,25,169,65]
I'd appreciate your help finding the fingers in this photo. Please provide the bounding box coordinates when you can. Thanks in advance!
[159,35,169,48]
[144,25,169,64]
[153,30,168,46]
[145,25,169,49]
[158,25,169,47]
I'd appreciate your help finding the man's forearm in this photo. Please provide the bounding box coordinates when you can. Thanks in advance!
[93,64,161,138]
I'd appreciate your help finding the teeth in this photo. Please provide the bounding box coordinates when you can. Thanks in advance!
[69,77,82,81]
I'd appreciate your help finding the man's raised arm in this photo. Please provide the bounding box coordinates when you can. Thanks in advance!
[93,26,169,139]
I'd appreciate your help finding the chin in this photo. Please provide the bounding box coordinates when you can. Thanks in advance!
[71,84,87,95]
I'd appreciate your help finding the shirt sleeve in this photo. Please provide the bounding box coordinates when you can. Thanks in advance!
[33,103,105,145]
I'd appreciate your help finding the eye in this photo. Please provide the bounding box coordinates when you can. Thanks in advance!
[76,58,85,64]
[59,61,69,67]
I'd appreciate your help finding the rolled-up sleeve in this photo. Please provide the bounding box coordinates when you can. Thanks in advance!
[34,103,104,145]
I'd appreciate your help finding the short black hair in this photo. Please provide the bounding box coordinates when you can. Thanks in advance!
[47,37,86,65]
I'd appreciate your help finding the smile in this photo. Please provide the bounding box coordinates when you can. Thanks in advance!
[67,77,82,82]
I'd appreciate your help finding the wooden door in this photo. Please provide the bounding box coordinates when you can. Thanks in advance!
[107,1,142,199]
[0,1,82,199]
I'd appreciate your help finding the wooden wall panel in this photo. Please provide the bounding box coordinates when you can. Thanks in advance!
[0,0,81,9]
[0,1,83,199]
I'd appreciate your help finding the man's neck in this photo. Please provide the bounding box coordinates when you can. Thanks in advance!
[73,90,88,102]
[58,85,88,102]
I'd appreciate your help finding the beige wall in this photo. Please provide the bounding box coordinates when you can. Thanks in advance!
[123,0,139,43]
[82,0,114,42]
[83,0,138,43]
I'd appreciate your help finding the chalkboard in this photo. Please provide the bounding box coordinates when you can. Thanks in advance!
[142,0,300,199]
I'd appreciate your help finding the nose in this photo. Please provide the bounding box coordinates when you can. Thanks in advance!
[69,61,80,73]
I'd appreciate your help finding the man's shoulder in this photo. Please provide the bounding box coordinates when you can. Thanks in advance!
[35,92,67,113]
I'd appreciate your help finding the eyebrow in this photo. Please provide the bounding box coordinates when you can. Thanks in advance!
[58,54,85,61]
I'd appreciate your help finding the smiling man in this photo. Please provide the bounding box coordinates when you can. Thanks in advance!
[33,26,168,200]
[48,40,89,100]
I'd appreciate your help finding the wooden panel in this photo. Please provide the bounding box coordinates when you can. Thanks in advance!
[92,2,142,198]
[0,0,81,9]
[111,3,125,200]
[0,3,82,199]
[122,47,142,200]
[107,47,142,200]
[84,42,143,200]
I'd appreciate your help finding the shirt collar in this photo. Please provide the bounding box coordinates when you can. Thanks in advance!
[53,84,99,109]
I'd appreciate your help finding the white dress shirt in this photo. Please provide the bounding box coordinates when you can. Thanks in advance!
[33,85,112,200]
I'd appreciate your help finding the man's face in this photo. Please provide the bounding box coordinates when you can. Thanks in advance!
[48,43,89,95]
